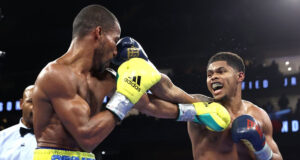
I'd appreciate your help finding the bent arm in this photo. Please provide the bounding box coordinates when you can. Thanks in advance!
[40,69,117,152]
[261,110,283,160]
[51,95,117,152]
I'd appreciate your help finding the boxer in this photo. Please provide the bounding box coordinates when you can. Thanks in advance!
[32,5,160,160]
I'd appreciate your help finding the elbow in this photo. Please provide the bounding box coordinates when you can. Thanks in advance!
[75,128,98,152]
[79,139,97,152]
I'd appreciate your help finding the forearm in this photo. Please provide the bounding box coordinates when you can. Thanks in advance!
[75,110,118,152]
[150,74,195,103]
[135,94,178,119]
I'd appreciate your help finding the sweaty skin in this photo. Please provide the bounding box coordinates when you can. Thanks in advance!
[136,61,282,160]
[188,100,276,160]
[32,22,121,152]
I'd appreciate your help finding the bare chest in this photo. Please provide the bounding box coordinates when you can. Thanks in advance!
[189,124,252,159]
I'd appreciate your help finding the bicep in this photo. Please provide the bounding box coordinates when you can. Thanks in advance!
[40,69,90,136]
[51,94,90,133]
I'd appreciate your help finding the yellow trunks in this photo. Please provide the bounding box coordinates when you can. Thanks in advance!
[33,147,95,160]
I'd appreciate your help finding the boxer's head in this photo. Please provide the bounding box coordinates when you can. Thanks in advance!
[20,85,34,128]
[72,4,121,72]
[206,52,245,101]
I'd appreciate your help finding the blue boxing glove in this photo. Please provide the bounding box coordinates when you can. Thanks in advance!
[232,115,273,160]
[112,37,149,65]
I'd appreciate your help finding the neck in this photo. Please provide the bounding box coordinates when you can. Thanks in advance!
[220,86,244,115]
[58,36,95,74]
[21,118,32,128]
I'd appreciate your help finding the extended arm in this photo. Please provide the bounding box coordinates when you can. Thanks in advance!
[150,74,197,103]
[115,36,231,131]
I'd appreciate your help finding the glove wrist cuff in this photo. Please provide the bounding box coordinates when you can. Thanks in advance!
[255,143,273,160]
[177,104,197,121]
[106,92,134,120]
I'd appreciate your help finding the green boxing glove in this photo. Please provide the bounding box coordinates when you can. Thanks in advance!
[177,102,231,132]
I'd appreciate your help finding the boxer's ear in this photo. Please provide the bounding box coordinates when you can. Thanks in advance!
[20,98,24,110]
[94,26,102,39]
[237,72,244,82]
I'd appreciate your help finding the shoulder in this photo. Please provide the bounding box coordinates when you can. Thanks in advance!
[35,61,77,98]
[244,100,267,116]
[0,124,20,139]
[244,100,272,133]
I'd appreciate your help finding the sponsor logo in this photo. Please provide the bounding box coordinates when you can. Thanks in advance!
[124,76,141,92]
[127,47,139,58]
[51,155,95,160]
[247,119,264,139]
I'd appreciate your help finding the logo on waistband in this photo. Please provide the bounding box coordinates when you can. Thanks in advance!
[51,155,95,160]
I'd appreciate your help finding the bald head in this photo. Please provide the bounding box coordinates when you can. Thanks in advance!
[23,85,34,99]
[21,85,34,128]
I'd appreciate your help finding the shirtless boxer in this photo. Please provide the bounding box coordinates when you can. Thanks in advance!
[32,5,161,159]
[186,52,282,160]
[114,37,231,132]
[115,36,283,159]
[31,4,229,160]
[138,51,283,160]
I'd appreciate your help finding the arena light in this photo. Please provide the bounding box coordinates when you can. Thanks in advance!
[291,76,297,86]
[263,79,269,88]
[0,102,3,112]
[6,101,12,111]
[15,100,21,110]
[0,50,5,57]
[285,61,290,66]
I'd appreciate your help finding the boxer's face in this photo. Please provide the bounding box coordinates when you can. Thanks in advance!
[21,87,34,128]
[94,22,120,72]
[206,61,240,101]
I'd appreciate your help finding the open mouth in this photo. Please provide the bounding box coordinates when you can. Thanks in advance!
[212,82,223,91]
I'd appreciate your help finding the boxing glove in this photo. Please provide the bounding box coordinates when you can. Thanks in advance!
[112,37,149,66]
[232,115,273,160]
[106,58,161,120]
[177,102,231,132]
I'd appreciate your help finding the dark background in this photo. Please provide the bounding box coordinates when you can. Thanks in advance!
[1,0,300,159]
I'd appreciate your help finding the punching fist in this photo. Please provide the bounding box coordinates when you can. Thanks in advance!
[177,102,231,132]
[232,115,273,160]
[112,37,149,66]
[106,58,161,120]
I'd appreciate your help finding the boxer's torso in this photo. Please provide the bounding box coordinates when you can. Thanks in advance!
[33,62,116,151]
[188,100,265,160]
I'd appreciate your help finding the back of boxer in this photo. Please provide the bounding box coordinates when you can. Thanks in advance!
[32,5,161,159]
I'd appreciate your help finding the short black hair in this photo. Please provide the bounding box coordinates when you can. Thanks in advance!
[72,4,119,39]
[207,52,245,73]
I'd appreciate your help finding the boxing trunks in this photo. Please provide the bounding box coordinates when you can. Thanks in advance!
[33,147,95,160]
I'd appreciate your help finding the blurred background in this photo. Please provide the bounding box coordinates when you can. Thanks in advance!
[0,0,300,159]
